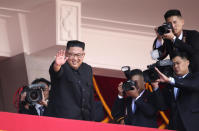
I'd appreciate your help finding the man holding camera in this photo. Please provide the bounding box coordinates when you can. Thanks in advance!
[152,9,199,73]
[152,51,199,131]
[46,40,94,121]
[111,69,158,128]
[19,78,51,116]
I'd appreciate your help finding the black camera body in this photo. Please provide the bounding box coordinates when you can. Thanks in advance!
[143,59,173,83]
[122,80,136,92]
[121,66,136,92]
[25,84,45,104]
[157,22,173,36]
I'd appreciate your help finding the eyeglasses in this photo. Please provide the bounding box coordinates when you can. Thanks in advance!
[68,53,84,58]
[42,88,50,91]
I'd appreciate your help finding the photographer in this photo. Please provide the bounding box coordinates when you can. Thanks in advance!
[111,69,158,128]
[152,9,199,73]
[19,78,51,116]
[152,51,199,131]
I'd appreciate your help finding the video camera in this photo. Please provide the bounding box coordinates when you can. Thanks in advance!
[121,66,136,92]
[143,59,173,83]
[157,22,173,36]
[24,83,46,104]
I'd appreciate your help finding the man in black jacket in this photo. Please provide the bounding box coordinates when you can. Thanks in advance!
[152,51,199,131]
[19,78,51,116]
[46,40,94,121]
[112,69,158,128]
[152,9,199,73]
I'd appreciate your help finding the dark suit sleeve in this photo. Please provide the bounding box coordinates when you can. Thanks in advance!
[174,72,199,91]
[19,103,38,115]
[111,97,126,123]
[174,38,195,56]
[174,31,199,55]
[19,104,31,114]
[49,61,64,80]
[175,31,199,72]
[135,92,157,117]
[153,88,170,111]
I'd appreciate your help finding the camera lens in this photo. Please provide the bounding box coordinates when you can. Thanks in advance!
[157,26,167,36]
[30,91,39,100]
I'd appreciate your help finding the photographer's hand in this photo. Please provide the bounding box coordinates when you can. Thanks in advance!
[163,29,175,41]
[155,67,170,83]
[20,92,30,109]
[154,27,163,41]
[125,86,139,99]
[20,92,27,102]
[39,90,48,107]
[118,82,124,97]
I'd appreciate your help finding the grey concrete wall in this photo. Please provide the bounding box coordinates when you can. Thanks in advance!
[0,53,28,113]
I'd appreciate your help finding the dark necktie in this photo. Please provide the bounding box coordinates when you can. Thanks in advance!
[39,106,44,116]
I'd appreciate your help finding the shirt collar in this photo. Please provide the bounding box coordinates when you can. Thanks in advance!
[178,31,183,40]
[177,73,188,79]
[35,103,43,109]
[133,89,145,101]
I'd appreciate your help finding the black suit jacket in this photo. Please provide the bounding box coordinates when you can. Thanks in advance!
[19,104,46,116]
[111,90,158,128]
[155,72,199,131]
[153,30,199,73]
[45,62,94,120]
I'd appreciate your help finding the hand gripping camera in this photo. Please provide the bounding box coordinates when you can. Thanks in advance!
[157,22,173,36]
[25,83,46,104]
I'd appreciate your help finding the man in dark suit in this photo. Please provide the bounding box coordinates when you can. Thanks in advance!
[152,51,199,131]
[19,78,51,116]
[152,9,199,73]
[111,69,158,128]
[46,40,94,121]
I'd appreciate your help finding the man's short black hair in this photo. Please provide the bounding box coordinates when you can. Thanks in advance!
[31,78,51,87]
[164,9,182,20]
[130,69,144,78]
[66,40,85,50]
[171,51,189,60]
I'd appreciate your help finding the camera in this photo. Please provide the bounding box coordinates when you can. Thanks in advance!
[25,84,46,104]
[121,66,136,91]
[122,80,136,92]
[157,22,173,36]
[143,59,173,83]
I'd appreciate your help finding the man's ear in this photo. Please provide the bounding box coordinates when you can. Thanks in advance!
[186,59,190,66]
[181,17,185,26]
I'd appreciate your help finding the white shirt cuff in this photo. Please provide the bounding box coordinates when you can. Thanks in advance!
[169,77,175,85]
[155,39,162,48]
[118,95,123,99]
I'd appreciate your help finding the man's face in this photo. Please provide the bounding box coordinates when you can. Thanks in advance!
[66,47,85,70]
[131,75,145,91]
[172,56,189,76]
[125,75,145,97]
[166,16,184,36]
